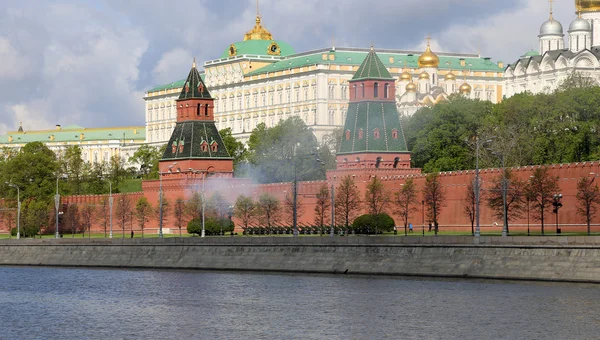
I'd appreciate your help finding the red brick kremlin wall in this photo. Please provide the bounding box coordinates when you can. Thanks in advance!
[3,162,599,235]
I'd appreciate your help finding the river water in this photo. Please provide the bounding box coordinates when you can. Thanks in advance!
[0,267,598,340]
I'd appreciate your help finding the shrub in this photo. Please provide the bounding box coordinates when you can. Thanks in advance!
[352,213,395,234]
[187,217,234,236]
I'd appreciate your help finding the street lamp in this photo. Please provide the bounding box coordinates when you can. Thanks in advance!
[421,199,425,237]
[552,193,563,235]
[159,163,176,238]
[99,176,113,238]
[189,166,213,238]
[5,182,20,239]
[330,183,335,237]
[474,137,494,237]
[54,175,67,239]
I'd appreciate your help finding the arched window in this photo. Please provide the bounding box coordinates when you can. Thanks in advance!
[376,157,382,168]
[384,83,389,98]
[345,129,351,140]
[205,104,209,116]
[197,104,201,116]
[393,157,400,168]
[374,83,379,98]
[358,128,364,140]
[391,129,399,139]
[353,85,357,98]
[361,83,365,98]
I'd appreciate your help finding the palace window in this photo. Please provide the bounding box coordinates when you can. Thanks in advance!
[254,95,258,108]
[342,86,347,99]
[328,111,334,125]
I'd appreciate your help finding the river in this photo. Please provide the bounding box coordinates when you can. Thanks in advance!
[0,267,598,339]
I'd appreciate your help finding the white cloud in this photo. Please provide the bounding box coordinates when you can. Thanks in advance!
[152,49,194,85]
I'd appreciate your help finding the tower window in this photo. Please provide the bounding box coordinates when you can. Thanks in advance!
[373,128,380,139]
[391,129,398,139]
[374,83,379,98]
[345,129,351,140]
[205,104,209,116]
[361,84,365,98]
[358,128,364,140]
[393,157,400,168]
[384,83,389,98]
[197,104,201,116]
[200,142,208,152]
[353,85,357,99]
[211,143,218,152]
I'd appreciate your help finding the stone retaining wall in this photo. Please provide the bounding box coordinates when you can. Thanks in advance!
[1,236,599,283]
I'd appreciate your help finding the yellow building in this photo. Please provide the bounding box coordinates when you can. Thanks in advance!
[145,8,505,145]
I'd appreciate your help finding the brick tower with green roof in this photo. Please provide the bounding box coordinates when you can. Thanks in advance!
[159,59,233,177]
[335,47,412,171]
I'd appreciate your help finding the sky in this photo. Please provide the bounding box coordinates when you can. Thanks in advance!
[0,0,580,134]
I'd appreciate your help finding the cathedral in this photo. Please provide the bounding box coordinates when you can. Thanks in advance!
[504,1,600,96]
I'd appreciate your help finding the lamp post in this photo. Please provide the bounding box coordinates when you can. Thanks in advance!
[330,183,335,237]
[6,183,20,239]
[474,137,493,237]
[55,176,61,239]
[421,199,425,237]
[189,167,213,238]
[527,195,530,236]
[552,193,563,235]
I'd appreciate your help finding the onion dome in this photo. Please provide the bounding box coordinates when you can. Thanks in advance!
[459,82,472,94]
[576,0,600,12]
[418,43,440,68]
[418,71,430,80]
[406,82,417,92]
[445,71,456,81]
[244,15,273,41]
[399,71,412,81]
[539,15,564,36]
[569,17,592,32]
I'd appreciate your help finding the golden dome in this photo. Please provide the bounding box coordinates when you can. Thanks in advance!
[244,15,273,41]
[406,82,417,92]
[576,0,600,12]
[400,71,412,81]
[459,82,472,94]
[445,71,456,81]
[418,41,440,68]
[418,71,430,80]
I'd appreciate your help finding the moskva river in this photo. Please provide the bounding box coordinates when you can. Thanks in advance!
[0,267,599,340]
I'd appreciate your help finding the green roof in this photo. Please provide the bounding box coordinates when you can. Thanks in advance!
[161,121,232,160]
[0,126,146,144]
[522,50,540,57]
[339,101,408,154]
[352,48,393,80]
[219,40,295,59]
[246,48,504,77]
[147,73,206,93]
[179,64,211,99]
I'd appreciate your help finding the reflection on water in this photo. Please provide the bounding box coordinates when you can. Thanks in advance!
[0,267,599,340]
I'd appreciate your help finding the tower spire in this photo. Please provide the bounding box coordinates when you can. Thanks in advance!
[548,0,554,19]
[192,57,196,69]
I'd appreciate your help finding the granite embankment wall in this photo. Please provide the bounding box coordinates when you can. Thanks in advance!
[1,236,600,283]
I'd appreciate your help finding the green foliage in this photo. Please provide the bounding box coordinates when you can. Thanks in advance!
[118,179,143,193]
[219,127,247,173]
[352,213,395,234]
[234,195,256,228]
[135,197,153,234]
[245,117,329,183]
[405,86,600,172]
[187,217,233,236]
[129,145,162,179]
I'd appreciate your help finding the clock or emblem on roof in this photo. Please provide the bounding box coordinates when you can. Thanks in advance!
[228,44,237,57]
[267,41,281,56]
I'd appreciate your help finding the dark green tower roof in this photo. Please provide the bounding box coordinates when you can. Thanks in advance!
[162,121,232,160]
[179,59,211,100]
[339,102,408,154]
[352,47,394,80]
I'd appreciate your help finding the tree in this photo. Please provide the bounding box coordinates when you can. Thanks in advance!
[576,176,600,235]
[114,195,133,238]
[62,145,84,195]
[22,199,50,238]
[220,127,247,172]
[173,197,186,237]
[185,191,203,222]
[463,178,476,236]
[257,193,279,229]
[234,195,256,230]
[314,184,331,231]
[526,167,559,235]
[364,177,390,234]
[486,169,525,235]
[246,118,326,184]
[423,173,445,235]
[63,204,81,238]
[207,192,229,221]
[80,203,96,238]
[108,155,126,192]
[394,178,418,236]
[335,175,361,232]
[135,197,153,238]
[156,195,170,232]
[99,198,109,238]
[283,191,305,227]
[129,145,162,179]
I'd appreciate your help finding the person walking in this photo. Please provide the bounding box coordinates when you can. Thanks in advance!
[409,223,413,233]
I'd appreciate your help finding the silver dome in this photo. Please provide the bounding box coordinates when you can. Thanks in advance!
[569,17,591,32]
[539,19,564,36]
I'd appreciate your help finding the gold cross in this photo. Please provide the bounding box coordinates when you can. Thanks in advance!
[425,35,431,47]
[257,0,260,16]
